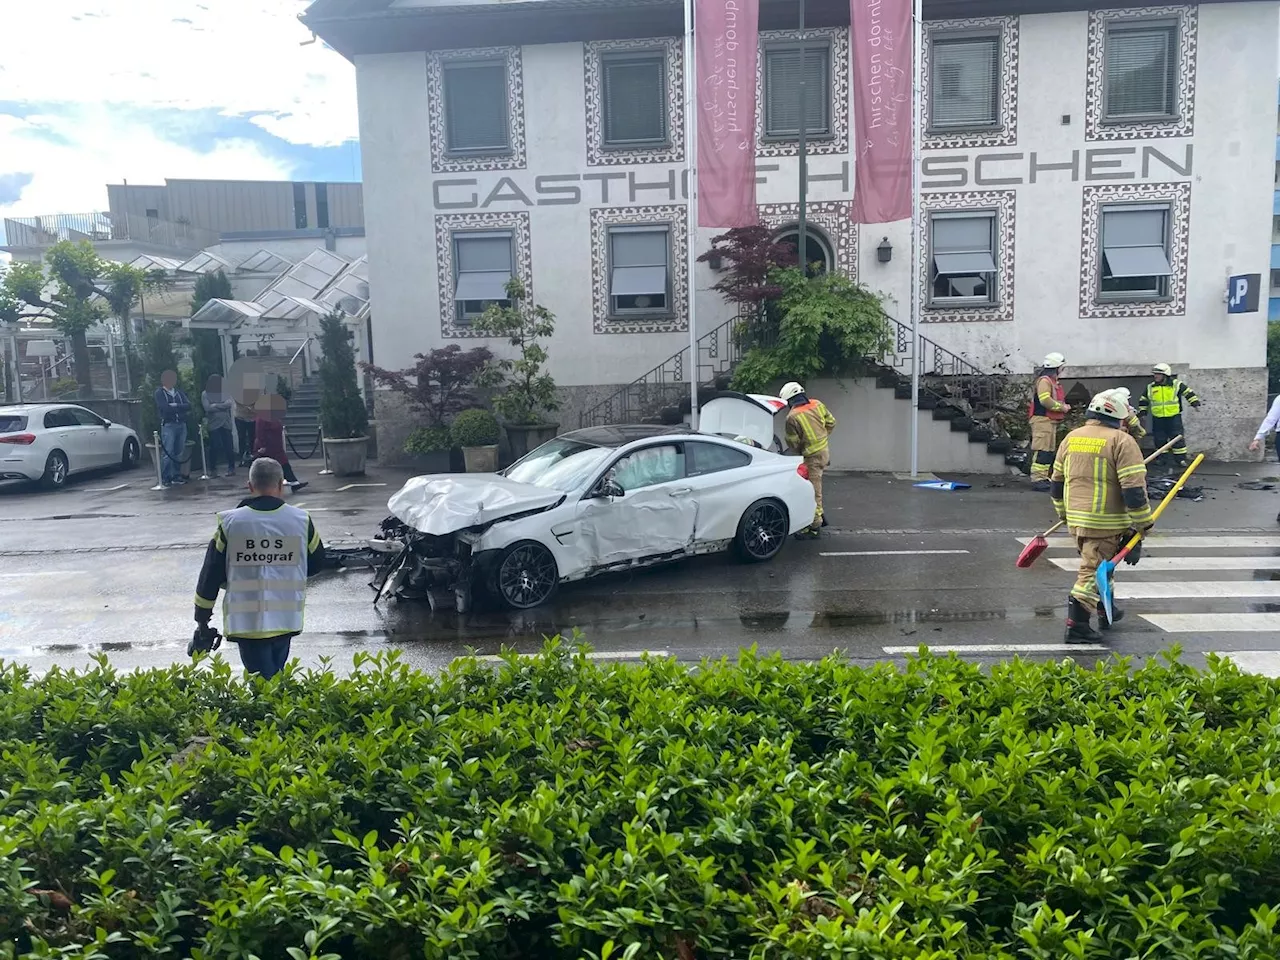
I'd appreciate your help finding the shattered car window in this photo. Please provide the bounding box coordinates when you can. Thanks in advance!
[610,445,685,491]
[504,438,613,491]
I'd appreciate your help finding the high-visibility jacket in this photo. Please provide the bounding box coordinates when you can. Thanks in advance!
[1028,374,1067,422]
[214,502,315,639]
[1050,421,1153,537]
[1139,379,1199,419]
[785,399,836,455]
[1124,410,1146,440]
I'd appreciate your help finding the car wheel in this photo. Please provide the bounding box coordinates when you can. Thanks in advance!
[121,437,140,469]
[735,498,789,563]
[495,541,559,609]
[42,451,69,490]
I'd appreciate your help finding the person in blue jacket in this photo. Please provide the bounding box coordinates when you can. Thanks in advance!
[154,369,191,487]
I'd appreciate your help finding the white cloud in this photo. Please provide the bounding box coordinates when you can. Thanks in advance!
[1,0,357,148]
[0,107,296,218]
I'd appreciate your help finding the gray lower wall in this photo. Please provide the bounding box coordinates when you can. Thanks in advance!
[77,399,144,435]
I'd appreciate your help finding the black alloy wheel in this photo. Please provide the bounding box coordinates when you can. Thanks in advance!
[497,541,559,609]
[736,499,788,562]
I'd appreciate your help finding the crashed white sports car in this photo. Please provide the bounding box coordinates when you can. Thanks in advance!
[371,395,815,610]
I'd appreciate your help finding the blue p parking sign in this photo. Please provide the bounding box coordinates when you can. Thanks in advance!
[1227,274,1261,314]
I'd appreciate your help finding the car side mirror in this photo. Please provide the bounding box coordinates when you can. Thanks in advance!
[102,419,111,427]
[597,479,625,499]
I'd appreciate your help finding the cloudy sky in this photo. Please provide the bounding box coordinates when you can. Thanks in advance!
[0,0,359,221]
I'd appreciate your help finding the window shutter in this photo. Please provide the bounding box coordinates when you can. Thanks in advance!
[932,215,993,254]
[766,47,829,136]
[931,37,998,126]
[444,63,509,152]
[603,57,665,144]
[456,235,513,273]
[610,229,668,267]
[1105,25,1176,118]
[1102,209,1165,247]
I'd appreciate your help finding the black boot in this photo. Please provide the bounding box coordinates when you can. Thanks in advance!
[1030,480,1051,493]
[1098,603,1125,630]
[1065,597,1103,643]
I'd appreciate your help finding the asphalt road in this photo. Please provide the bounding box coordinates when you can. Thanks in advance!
[4,459,1280,676]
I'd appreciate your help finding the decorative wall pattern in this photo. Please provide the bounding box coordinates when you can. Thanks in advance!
[755,27,850,158]
[757,201,858,282]
[917,190,1017,324]
[921,17,1020,150]
[590,205,689,335]
[1078,181,1191,319]
[434,210,533,339]
[1084,5,1197,141]
[583,37,685,167]
[427,46,527,174]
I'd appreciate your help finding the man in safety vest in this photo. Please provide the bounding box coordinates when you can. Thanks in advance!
[1112,387,1147,440]
[1138,363,1200,471]
[1028,353,1071,492]
[1050,389,1154,643]
[781,381,836,536]
[192,457,326,678]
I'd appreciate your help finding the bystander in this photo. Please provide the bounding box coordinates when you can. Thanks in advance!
[201,374,237,477]
[153,370,190,488]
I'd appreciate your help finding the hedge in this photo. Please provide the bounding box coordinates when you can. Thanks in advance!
[3,642,1280,959]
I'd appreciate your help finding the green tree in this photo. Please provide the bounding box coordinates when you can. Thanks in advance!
[472,276,558,424]
[318,310,368,439]
[189,270,232,394]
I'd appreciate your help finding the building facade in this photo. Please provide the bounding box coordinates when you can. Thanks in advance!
[1271,80,1280,322]
[307,0,1277,462]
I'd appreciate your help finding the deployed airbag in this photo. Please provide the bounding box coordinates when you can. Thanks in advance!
[388,475,564,535]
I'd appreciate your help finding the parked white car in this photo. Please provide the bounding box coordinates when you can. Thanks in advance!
[375,408,815,610]
[0,404,142,488]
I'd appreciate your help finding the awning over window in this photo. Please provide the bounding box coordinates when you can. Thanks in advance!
[933,251,996,275]
[454,270,512,301]
[611,265,668,296]
[1103,245,1172,278]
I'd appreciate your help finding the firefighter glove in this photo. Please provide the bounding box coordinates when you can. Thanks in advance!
[1121,529,1143,566]
[188,624,222,657]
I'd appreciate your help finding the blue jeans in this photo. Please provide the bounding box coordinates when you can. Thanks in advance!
[232,636,292,679]
[160,422,187,484]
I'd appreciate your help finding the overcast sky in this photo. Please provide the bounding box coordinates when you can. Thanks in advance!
[0,0,359,221]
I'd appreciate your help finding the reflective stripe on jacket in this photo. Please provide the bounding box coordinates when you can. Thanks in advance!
[1050,422,1153,536]
[1140,380,1199,419]
[785,400,836,455]
[1028,374,1066,422]
[217,503,315,639]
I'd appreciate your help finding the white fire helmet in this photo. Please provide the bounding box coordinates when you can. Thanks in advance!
[779,381,805,402]
[1087,389,1128,421]
[1042,352,1066,369]
[1153,362,1173,377]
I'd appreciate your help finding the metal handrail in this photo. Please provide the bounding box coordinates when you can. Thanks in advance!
[289,337,313,366]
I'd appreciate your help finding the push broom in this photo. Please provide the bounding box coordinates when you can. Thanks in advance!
[1015,435,1184,569]
[1096,452,1204,623]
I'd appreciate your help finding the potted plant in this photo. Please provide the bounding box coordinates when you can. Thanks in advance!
[473,277,559,460]
[451,408,500,472]
[317,310,370,476]
[365,344,493,473]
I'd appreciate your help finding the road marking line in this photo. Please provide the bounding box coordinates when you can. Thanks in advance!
[1116,582,1280,600]
[821,550,971,557]
[336,483,388,491]
[84,483,130,493]
[465,650,665,663]
[1049,557,1280,572]
[1020,536,1280,549]
[1142,613,1280,632]
[882,642,1107,654]
[0,571,86,579]
[1217,651,1280,678]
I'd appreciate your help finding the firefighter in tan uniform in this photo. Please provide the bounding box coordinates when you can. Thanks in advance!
[1113,387,1147,440]
[1028,352,1071,492]
[781,381,836,537]
[1050,389,1154,643]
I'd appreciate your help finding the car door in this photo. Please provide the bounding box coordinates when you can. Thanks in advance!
[68,407,113,466]
[566,443,697,571]
[42,408,80,469]
[684,440,757,543]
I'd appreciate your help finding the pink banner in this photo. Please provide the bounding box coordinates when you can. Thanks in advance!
[850,0,913,223]
[695,0,759,228]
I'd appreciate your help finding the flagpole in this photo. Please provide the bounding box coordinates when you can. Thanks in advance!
[685,0,700,430]
[908,0,923,478]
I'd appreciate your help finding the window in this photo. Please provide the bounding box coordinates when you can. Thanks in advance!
[609,444,685,491]
[687,441,752,477]
[42,410,77,429]
[442,60,510,154]
[608,226,670,315]
[452,231,514,325]
[315,183,330,229]
[0,415,27,432]
[1274,215,1280,238]
[929,33,1000,130]
[144,208,159,219]
[774,226,833,275]
[1103,21,1178,121]
[1275,161,1280,186]
[293,182,308,229]
[928,213,997,305]
[1098,204,1172,300]
[763,43,831,139]
[1270,269,1280,292]
[69,408,105,427]
[601,52,667,147]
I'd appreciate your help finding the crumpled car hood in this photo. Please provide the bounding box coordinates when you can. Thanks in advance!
[387,474,565,535]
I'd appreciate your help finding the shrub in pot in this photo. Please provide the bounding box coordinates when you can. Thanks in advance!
[473,277,559,459]
[402,425,453,474]
[451,408,500,473]
[318,310,370,476]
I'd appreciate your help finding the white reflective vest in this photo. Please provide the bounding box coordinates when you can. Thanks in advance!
[217,503,312,639]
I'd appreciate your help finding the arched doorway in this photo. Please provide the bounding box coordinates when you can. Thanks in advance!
[773,225,834,276]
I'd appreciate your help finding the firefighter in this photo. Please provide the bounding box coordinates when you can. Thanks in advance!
[1112,387,1147,440]
[1050,389,1154,643]
[1028,352,1071,492]
[1138,363,1200,470]
[780,381,836,537]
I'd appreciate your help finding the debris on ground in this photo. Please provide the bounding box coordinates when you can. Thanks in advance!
[1237,480,1276,491]
[1148,478,1204,502]
[914,480,972,491]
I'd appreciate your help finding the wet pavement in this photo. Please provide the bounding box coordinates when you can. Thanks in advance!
[4,458,1280,676]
